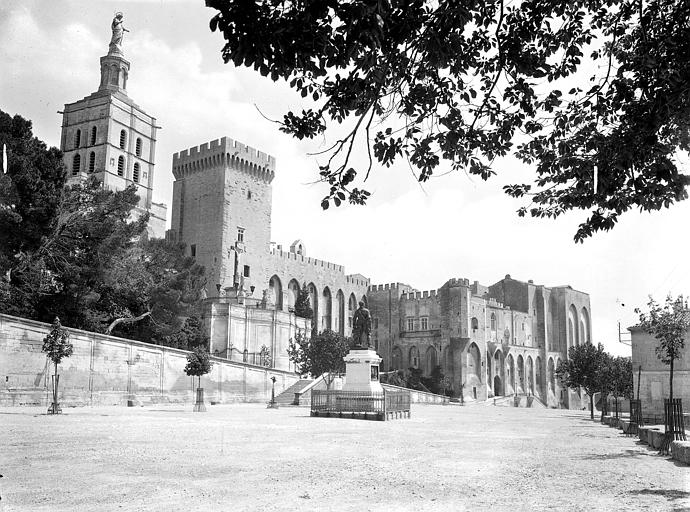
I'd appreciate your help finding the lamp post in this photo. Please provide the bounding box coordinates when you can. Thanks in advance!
[267,376,279,409]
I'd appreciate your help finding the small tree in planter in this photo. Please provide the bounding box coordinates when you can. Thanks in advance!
[636,295,690,450]
[42,317,73,414]
[184,347,213,412]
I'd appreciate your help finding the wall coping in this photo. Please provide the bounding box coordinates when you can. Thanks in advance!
[0,313,297,377]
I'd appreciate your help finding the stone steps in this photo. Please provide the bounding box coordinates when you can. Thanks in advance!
[273,379,314,405]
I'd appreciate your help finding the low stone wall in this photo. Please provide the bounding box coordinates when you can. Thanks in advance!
[638,425,666,449]
[0,314,298,407]
[381,384,449,404]
[671,441,690,465]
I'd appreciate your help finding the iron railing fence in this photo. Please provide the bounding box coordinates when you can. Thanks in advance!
[311,389,411,421]
[213,346,272,367]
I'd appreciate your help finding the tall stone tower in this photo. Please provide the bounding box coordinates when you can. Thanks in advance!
[59,13,166,238]
[168,137,275,293]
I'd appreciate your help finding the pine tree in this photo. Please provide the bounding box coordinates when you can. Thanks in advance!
[294,283,313,320]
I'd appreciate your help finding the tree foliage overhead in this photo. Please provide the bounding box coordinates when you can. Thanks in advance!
[287,329,349,388]
[208,0,690,241]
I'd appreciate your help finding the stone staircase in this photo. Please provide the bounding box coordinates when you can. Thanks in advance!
[491,394,547,408]
[273,379,315,405]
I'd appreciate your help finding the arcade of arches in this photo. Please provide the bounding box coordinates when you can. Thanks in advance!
[368,275,591,408]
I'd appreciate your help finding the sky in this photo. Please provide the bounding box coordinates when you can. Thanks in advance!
[2,0,690,357]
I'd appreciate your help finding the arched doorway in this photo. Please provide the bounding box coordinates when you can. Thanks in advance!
[493,350,504,396]
[308,283,319,334]
[568,304,579,350]
[517,355,525,394]
[322,287,332,331]
[493,375,502,396]
[287,279,300,310]
[409,346,419,369]
[348,293,357,334]
[506,354,515,395]
[336,289,345,335]
[268,275,283,310]
[467,343,481,380]
[391,346,403,370]
[526,356,534,395]
[581,307,590,344]
[535,356,543,397]
[424,346,437,376]
[547,357,555,393]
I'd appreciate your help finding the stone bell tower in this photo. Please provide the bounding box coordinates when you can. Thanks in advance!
[58,12,167,238]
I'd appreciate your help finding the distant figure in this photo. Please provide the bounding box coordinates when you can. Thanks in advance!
[351,301,372,348]
[110,12,129,49]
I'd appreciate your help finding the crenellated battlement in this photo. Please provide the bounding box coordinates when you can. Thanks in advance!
[269,248,350,275]
[446,277,471,287]
[487,297,505,309]
[172,136,276,183]
[368,282,414,293]
[401,289,440,301]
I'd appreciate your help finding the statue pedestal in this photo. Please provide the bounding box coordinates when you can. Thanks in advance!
[342,349,383,393]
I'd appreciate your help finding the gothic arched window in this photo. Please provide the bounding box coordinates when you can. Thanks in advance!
[117,156,125,176]
[72,153,81,175]
[119,130,126,149]
[135,137,142,157]
[88,152,95,173]
[90,126,97,145]
[133,162,140,183]
[74,129,81,149]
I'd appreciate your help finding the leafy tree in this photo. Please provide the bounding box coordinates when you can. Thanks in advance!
[556,342,607,419]
[294,282,313,320]
[2,176,147,327]
[421,365,446,395]
[0,110,66,278]
[41,317,73,413]
[99,238,206,342]
[597,352,615,420]
[406,367,429,392]
[207,0,690,241]
[160,316,209,351]
[611,356,633,416]
[0,127,206,346]
[635,295,690,405]
[184,347,214,390]
[287,329,348,389]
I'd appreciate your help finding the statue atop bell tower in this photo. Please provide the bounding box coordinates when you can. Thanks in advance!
[98,13,130,94]
[109,12,129,55]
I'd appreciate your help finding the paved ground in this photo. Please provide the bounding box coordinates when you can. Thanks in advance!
[1,403,688,511]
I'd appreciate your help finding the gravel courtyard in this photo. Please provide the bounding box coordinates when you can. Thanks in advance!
[1,403,688,511]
